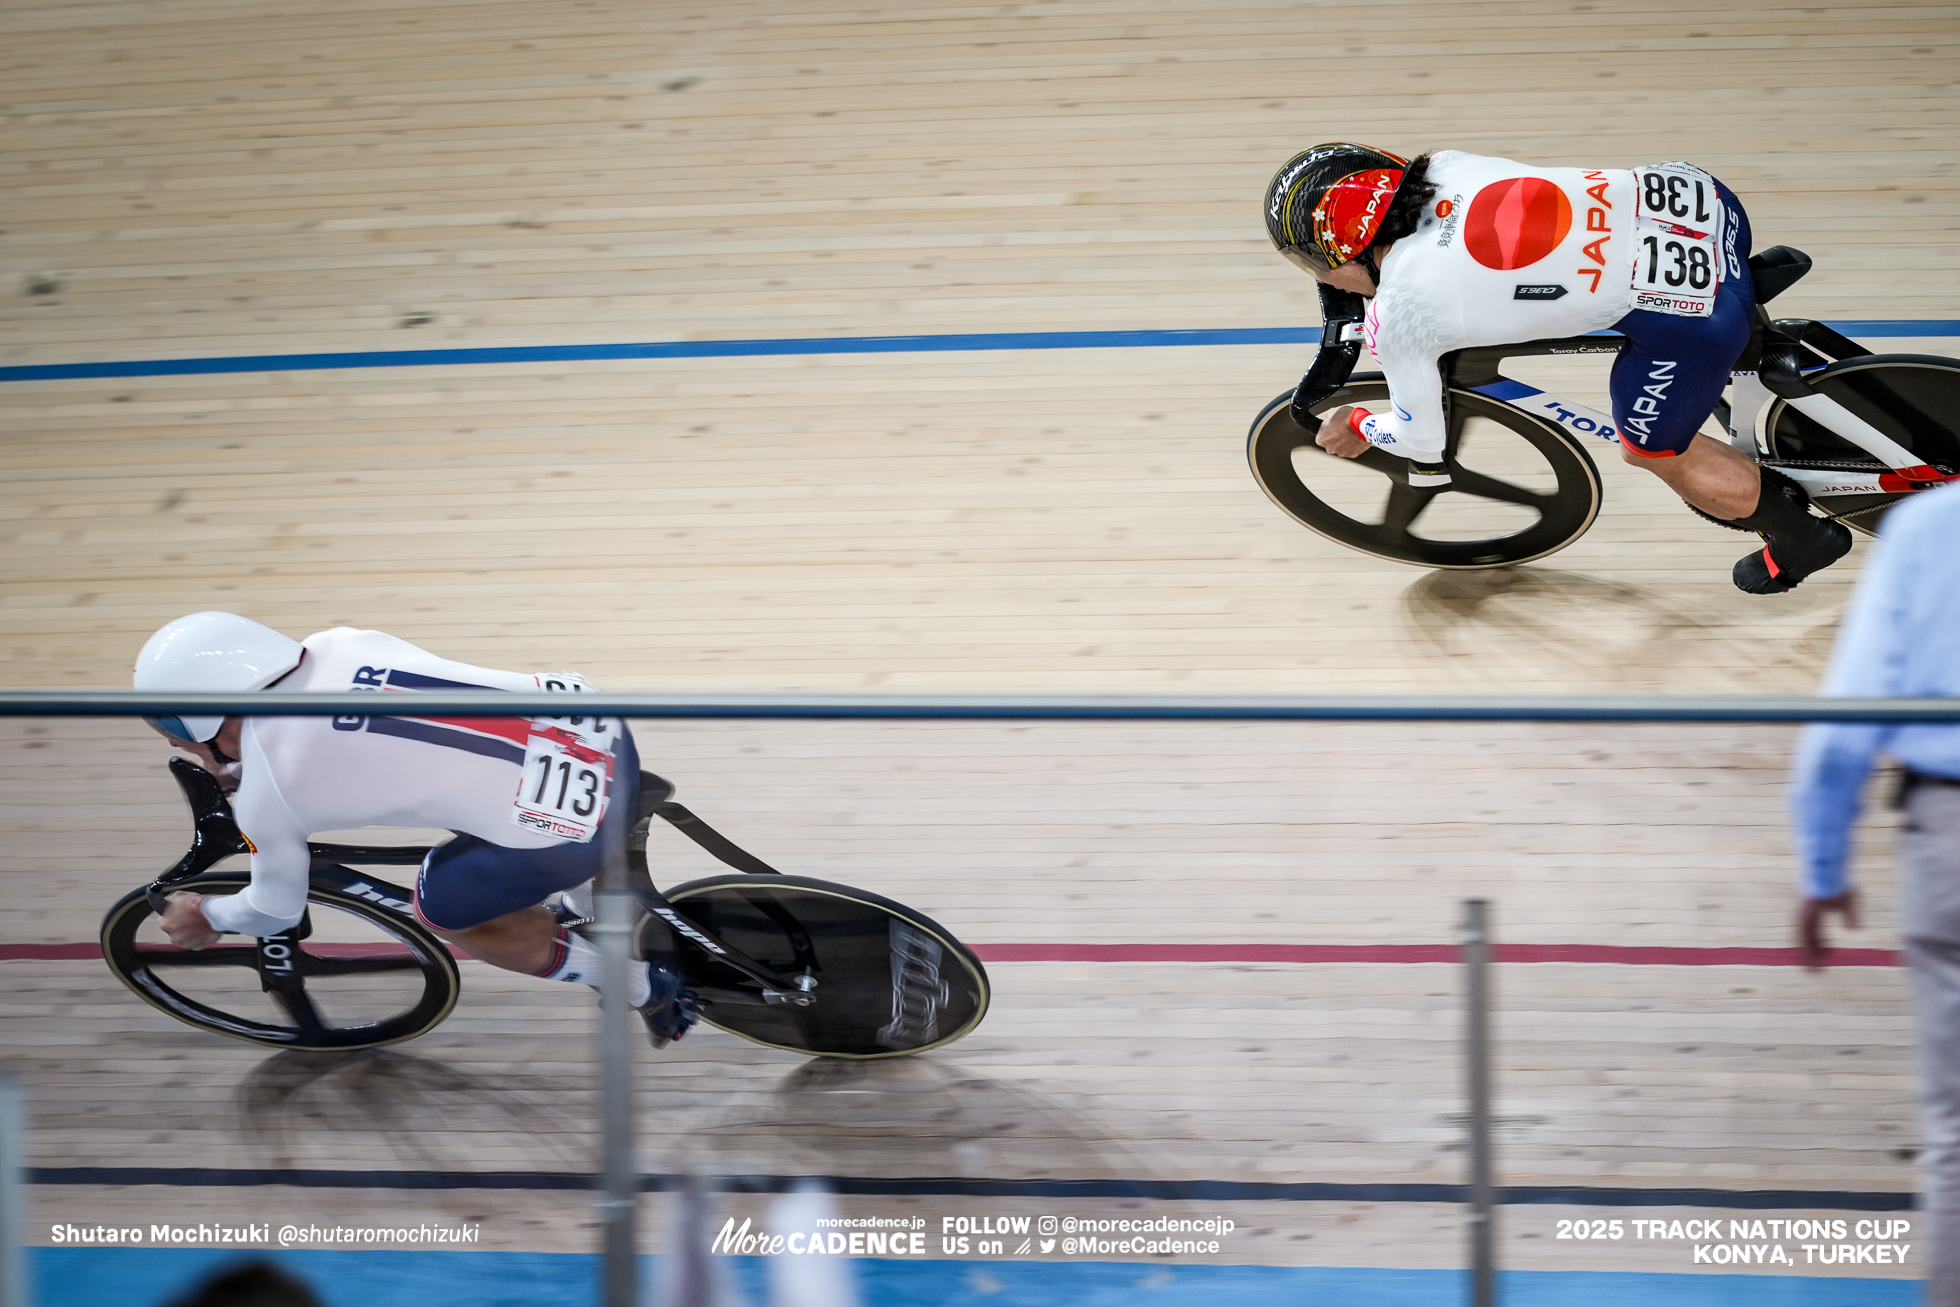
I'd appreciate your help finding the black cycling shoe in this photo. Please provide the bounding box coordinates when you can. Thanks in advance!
[1720,468,1854,595]
[1733,521,1853,594]
[636,960,700,1050]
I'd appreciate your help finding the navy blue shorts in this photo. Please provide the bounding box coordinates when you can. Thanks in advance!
[1608,176,1755,458]
[415,726,641,931]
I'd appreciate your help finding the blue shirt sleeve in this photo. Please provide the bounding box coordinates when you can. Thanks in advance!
[1789,531,1906,899]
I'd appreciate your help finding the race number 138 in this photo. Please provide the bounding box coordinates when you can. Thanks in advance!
[1631,165,1723,317]
[1635,232,1716,294]
[1639,169,1718,229]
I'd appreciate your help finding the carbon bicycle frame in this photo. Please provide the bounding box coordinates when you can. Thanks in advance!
[146,757,816,1007]
[1437,320,1955,501]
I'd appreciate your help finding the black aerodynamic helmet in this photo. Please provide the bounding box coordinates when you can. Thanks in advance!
[1264,143,1409,273]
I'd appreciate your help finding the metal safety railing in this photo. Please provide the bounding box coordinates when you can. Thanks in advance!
[0,1075,22,1307]
[5,689,1960,724]
[6,687,1956,1307]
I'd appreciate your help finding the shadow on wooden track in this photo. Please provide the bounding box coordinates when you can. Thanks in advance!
[686,1058,1160,1188]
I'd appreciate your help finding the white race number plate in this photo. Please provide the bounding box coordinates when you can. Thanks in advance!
[1631,164,1723,318]
[510,673,614,842]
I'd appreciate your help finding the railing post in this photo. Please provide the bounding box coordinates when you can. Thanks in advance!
[1464,898,1496,1307]
[595,797,639,1307]
[0,1075,25,1307]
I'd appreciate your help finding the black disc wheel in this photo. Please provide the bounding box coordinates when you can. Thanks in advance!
[101,869,461,1051]
[661,875,989,1060]
[1248,376,1604,568]
[1763,355,1960,535]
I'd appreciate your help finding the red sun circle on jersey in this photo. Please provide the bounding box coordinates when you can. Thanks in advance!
[1464,178,1572,270]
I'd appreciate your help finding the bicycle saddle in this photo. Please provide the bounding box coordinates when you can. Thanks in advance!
[1749,246,1811,305]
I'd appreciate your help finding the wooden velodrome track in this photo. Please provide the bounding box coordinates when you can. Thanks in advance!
[3,0,1957,1300]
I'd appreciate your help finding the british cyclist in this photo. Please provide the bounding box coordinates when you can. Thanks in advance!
[1265,143,1854,594]
[133,611,697,1046]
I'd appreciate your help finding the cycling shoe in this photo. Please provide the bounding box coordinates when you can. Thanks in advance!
[1733,518,1853,594]
[636,960,700,1049]
[1723,469,1853,595]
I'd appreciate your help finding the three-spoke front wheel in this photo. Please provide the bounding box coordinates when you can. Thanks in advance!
[101,870,461,1051]
[1247,378,1604,568]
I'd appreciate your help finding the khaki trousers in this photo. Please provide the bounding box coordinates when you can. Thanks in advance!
[1903,782,1960,1304]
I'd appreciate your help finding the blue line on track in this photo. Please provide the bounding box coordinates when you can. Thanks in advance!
[2,322,1955,383]
[32,1249,1918,1307]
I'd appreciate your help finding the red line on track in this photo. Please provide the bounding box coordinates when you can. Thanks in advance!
[7,942,1902,966]
[970,942,1903,967]
[4,944,108,960]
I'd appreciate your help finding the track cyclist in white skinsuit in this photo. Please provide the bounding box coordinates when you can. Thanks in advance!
[1265,143,1855,593]
[133,611,697,1047]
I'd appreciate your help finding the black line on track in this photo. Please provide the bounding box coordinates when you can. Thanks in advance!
[26,1168,1915,1209]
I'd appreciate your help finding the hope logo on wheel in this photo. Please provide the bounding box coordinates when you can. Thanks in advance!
[1465,177,1572,271]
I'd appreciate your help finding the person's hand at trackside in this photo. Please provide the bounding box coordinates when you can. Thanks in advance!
[1799,890,1859,970]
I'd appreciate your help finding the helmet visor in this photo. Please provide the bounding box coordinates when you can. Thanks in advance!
[143,714,221,745]
[143,715,195,743]
[1277,242,1337,276]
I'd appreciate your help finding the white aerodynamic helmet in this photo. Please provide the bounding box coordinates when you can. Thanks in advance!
[134,611,303,743]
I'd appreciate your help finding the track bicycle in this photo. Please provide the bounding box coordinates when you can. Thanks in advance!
[101,756,989,1058]
[1247,247,1960,568]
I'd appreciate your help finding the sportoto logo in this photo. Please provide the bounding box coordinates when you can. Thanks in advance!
[1465,178,1572,271]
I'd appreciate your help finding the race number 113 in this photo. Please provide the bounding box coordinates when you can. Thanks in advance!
[511,719,614,842]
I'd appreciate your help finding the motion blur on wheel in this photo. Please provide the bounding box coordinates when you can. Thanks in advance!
[1248,376,1604,569]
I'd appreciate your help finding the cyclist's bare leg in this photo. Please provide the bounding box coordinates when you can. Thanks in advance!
[428,904,557,974]
[1624,433,1761,519]
[1632,430,1851,591]
[427,903,663,1014]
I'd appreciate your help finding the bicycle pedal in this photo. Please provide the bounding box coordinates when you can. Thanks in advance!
[548,895,594,931]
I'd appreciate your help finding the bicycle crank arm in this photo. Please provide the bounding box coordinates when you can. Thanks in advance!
[635,893,815,997]
[691,984,816,1011]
